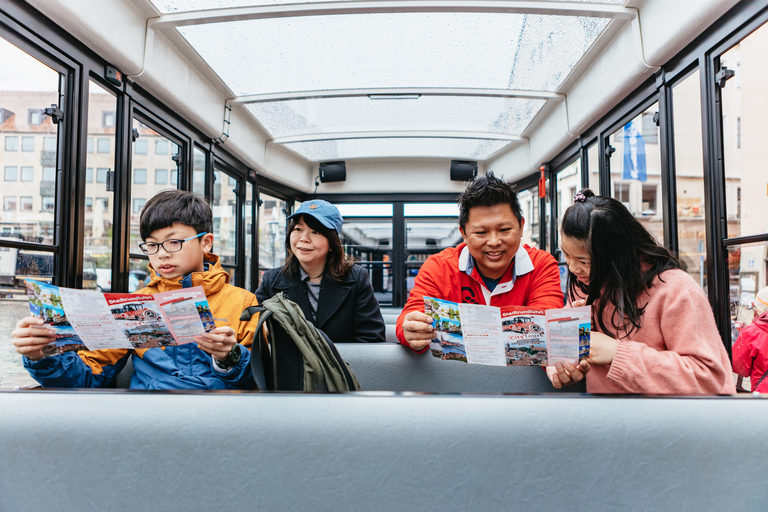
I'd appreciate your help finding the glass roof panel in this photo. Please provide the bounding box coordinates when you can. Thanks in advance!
[178,12,609,94]
[281,137,514,161]
[245,96,545,138]
[154,0,625,14]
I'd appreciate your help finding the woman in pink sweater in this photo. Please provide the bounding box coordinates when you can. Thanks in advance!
[549,189,734,395]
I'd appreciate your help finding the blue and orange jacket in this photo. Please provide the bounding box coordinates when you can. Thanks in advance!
[24,254,260,390]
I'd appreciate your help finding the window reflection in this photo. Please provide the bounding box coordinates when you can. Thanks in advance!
[244,181,253,291]
[0,37,59,248]
[721,23,768,240]
[342,214,394,306]
[518,188,539,249]
[258,192,287,272]
[404,210,460,306]
[607,102,664,245]
[673,69,708,292]
[192,146,206,196]
[84,81,116,290]
[128,118,180,256]
[212,168,238,268]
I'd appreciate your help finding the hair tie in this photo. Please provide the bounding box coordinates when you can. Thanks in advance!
[574,192,587,203]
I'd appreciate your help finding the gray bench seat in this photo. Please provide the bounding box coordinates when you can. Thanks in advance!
[1,391,766,511]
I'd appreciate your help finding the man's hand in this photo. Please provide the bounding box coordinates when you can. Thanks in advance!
[402,311,436,351]
[196,326,238,362]
[546,360,590,389]
[11,317,55,361]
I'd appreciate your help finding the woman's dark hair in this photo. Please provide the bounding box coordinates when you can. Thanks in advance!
[282,214,354,282]
[457,171,523,229]
[140,189,212,240]
[561,188,680,338]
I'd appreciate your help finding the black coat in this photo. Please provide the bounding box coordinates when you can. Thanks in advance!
[256,264,385,343]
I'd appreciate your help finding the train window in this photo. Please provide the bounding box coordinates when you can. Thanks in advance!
[556,159,580,226]
[339,209,394,306]
[258,192,287,274]
[0,35,59,249]
[404,204,461,303]
[607,102,664,245]
[672,70,708,292]
[586,143,600,194]
[192,146,206,196]
[720,22,768,240]
[85,80,117,290]
[244,181,253,291]
[212,168,238,272]
[517,188,540,250]
[128,117,181,255]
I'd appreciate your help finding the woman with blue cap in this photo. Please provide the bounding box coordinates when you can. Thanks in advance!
[256,199,386,343]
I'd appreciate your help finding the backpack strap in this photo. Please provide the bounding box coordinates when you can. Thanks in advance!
[240,306,270,391]
[753,369,768,391]
[315,326,360,391]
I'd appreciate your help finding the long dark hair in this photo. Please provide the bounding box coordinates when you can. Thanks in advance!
[561,189,680,338]
[282,214,354,282]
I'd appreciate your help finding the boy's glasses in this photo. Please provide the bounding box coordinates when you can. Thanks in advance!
[138,232,207,255]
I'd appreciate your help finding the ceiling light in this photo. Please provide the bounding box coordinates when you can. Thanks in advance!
[368,94,421,100]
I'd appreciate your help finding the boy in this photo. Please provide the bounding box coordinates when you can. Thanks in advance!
[11,189,259,390]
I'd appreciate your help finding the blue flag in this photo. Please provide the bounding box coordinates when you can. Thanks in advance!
[622,120,646,182]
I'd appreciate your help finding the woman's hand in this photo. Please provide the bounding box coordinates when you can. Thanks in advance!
[571,299,587,308]
[585,331,618,366]
[546,360,590,389]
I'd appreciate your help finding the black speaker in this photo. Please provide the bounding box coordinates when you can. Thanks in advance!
[450,160,477,181]
[319,161,346,183]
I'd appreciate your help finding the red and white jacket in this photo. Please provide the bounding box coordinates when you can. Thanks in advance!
[396,243,563,351]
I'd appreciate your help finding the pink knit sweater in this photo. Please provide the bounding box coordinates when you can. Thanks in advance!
[575,269,735,395]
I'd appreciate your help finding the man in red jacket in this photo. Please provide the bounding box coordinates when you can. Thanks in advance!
[397,172,564,353]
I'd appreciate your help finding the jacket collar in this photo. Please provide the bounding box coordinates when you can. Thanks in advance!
[145,253,229,294]
[273,268,354,328]
[457,243,534,280]
[457,243,534,303]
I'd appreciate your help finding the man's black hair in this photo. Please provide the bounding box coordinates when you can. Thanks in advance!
[139,189,213,240]
[457,171,523,229]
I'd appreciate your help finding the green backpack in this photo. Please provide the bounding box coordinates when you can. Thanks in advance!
[241,292,361,392]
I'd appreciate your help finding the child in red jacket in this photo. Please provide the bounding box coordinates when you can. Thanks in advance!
[733,287,768,393]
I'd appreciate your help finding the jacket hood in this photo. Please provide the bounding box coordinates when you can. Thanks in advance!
[141,253,229,294]
[751,311,768,332]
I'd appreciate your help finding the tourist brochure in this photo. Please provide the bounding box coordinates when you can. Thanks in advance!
[24,279,216,356]
[424,296,591,367]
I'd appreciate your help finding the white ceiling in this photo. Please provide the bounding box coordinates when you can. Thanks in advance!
[144,0,632,162]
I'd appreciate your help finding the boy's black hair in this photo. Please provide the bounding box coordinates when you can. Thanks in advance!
[139,189,213,240]
[457,171,523,229]
[561,188,680,338]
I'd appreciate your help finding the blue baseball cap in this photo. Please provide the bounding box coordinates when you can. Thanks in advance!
[288,199,344,234]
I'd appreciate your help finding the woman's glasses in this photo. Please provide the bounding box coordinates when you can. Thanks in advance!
[138,232,207,255]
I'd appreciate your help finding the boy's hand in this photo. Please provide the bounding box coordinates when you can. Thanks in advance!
[12,317,55,361]
[196,326,237,362]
